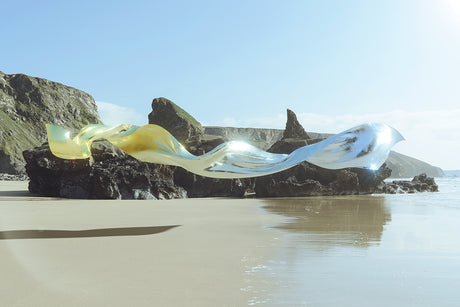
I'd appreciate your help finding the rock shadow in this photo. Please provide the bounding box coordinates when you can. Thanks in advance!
[0,190,34,198]
[0,225,180,240]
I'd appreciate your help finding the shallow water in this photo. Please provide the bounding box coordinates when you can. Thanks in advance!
[260,177,460,306]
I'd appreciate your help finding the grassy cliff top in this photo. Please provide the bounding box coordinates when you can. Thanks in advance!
[153,97,202,128]
[0,72,101,173]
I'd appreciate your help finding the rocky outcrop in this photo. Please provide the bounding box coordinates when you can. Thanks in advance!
[148,97,204,149]
[23,140,187,199]
[254,157,435,197]
[382,173,439,193]
[0,72,101,174]
[23,139,251,199]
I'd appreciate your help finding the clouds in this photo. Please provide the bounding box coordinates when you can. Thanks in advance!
[96,101,146,127]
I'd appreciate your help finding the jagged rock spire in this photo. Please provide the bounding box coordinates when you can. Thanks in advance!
[282,109,310,139]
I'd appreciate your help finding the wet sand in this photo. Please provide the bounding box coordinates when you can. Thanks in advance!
[0,181,283,306]
[2,180,460,306]
[260,192,460,306]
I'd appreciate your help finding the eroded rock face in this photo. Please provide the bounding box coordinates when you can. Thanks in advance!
[0,72,101,174]
[23,142,91,198]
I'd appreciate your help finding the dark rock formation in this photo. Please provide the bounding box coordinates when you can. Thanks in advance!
[148,97,204,148]
[23,140,187,199]
[0,72,101,174]
[173,167,252,198]
[24,142,91,198]
[23,139,252,199]
[383,173,439,193]
[254,161,392,197]
[283,109,310,139]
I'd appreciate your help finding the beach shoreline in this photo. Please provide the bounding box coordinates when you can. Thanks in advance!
[3,179,460,306]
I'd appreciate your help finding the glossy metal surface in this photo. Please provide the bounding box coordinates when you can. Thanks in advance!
[46,123,404,179]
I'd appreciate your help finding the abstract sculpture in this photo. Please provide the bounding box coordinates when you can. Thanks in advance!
[46,123,404,179]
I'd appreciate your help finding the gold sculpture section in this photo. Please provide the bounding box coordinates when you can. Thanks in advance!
[46,124,193,165]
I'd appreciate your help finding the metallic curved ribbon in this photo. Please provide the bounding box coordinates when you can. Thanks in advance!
[46,123,404,179]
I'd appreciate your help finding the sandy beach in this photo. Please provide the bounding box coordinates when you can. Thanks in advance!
[2,179,460,306]
[0,181,283,306]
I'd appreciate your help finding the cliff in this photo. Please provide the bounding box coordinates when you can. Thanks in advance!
[203,126,284,150]
[0,72,101,174]
[385,151,444,178]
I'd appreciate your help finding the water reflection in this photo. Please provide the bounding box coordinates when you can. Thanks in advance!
[262,195,391,249]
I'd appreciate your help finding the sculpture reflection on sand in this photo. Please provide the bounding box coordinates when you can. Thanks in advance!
[46,122,404,179]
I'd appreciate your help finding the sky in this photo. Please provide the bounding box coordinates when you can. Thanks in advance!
[2,0,460,169]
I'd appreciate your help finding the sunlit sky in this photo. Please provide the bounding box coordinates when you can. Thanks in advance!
[2,0,460,169]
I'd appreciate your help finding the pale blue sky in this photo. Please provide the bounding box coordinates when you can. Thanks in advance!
[2,0,460,169]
